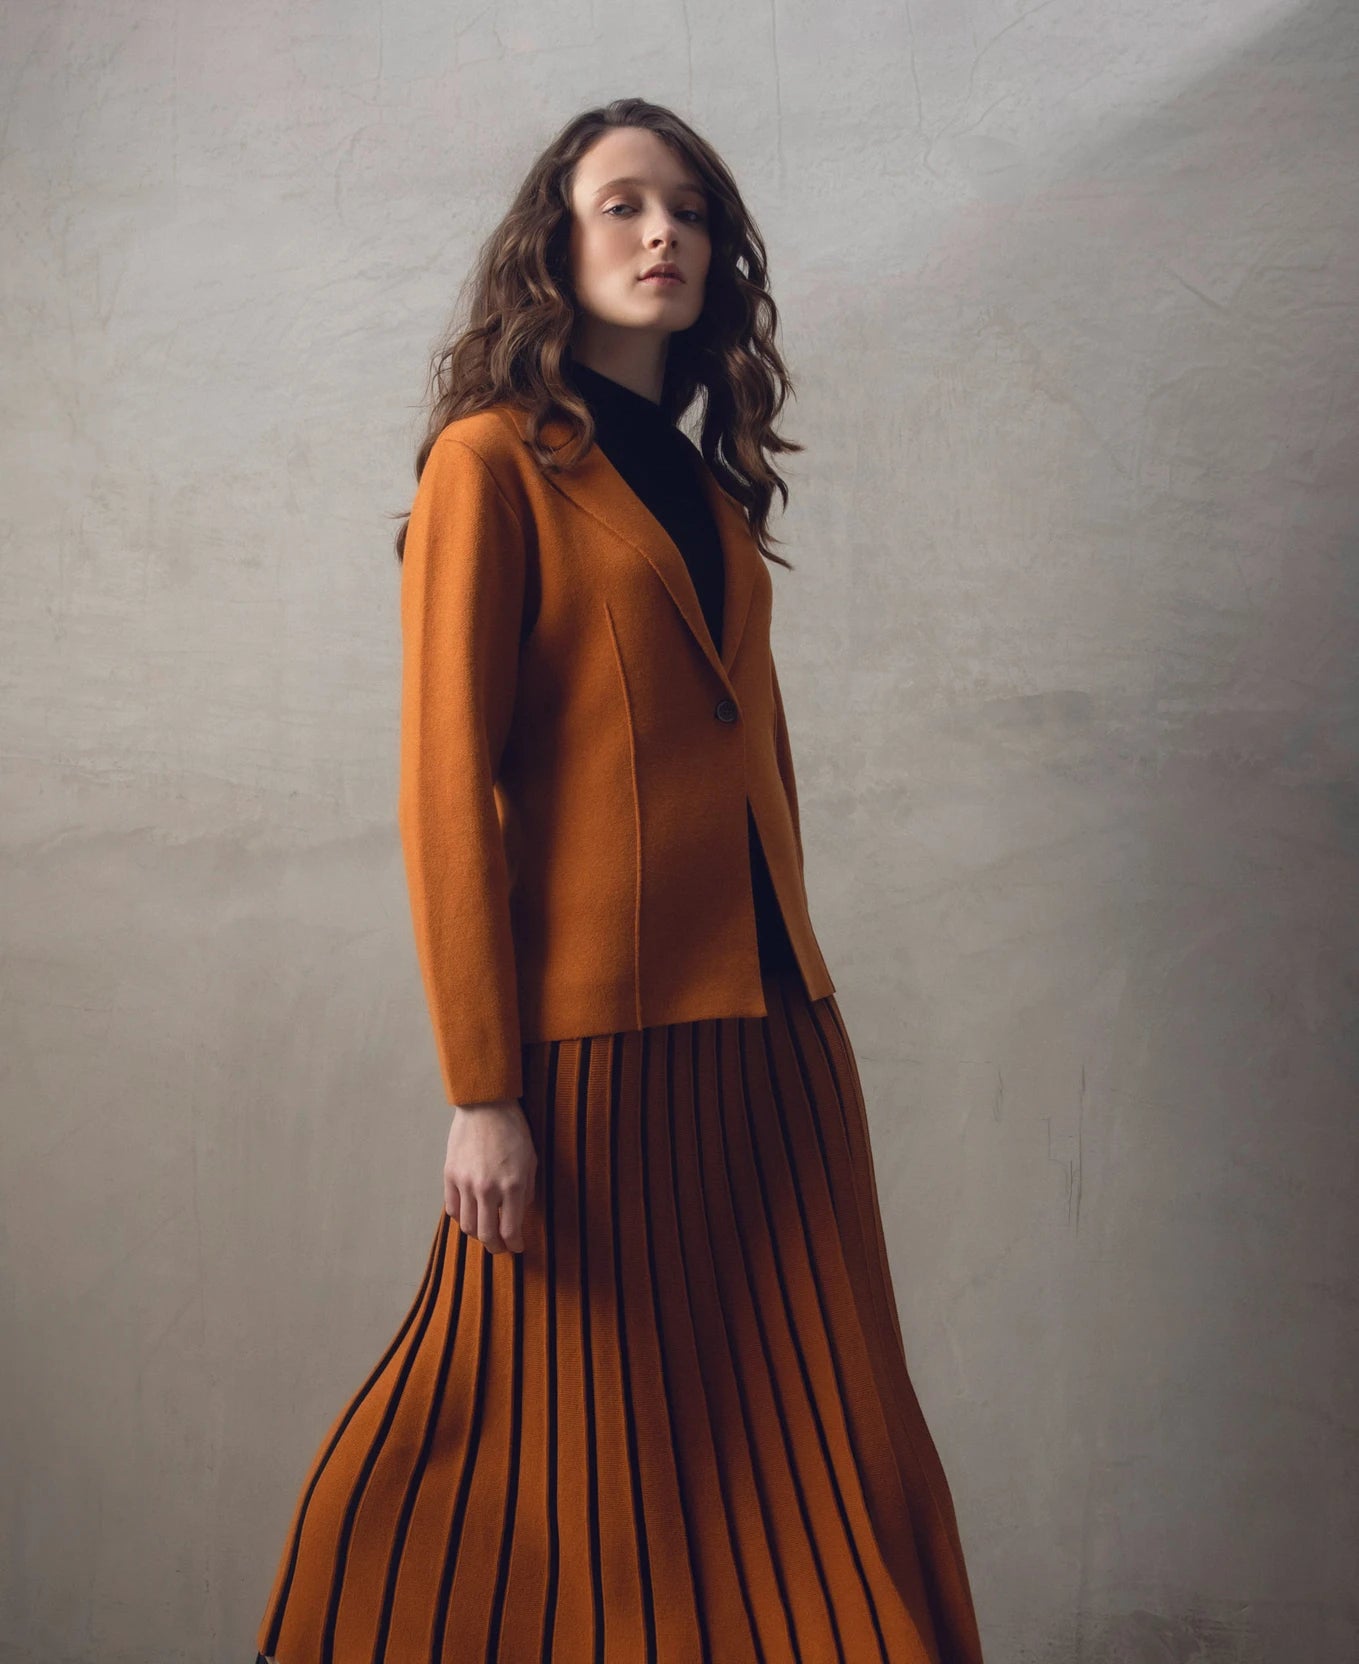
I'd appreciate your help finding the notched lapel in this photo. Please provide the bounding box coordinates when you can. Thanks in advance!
[514,407,758,690]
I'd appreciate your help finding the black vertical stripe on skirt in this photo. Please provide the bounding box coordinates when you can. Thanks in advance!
[254,966,984,1664]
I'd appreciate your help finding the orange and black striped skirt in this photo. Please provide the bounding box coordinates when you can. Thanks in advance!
[254,967,984,1663]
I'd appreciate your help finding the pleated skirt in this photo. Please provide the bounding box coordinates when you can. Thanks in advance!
[254,967,984,1664]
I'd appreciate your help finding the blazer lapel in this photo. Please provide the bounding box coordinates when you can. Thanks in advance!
[515,408,758,689]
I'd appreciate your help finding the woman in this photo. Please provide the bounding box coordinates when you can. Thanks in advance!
[254,97,984,1664]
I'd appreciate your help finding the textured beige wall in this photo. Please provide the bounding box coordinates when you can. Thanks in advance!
[3,1,1357,1659]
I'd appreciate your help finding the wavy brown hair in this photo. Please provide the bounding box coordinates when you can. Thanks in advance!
[392,97,803,569]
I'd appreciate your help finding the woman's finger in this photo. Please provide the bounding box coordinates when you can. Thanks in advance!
[475,1188,507,1253]
[499,1185,527,1254]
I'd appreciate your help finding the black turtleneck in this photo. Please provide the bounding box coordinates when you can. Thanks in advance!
[563,355,799,978]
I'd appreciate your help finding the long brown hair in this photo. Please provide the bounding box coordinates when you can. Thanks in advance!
[393,97,803,568]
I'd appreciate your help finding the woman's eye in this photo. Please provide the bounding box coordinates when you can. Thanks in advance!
[603,203,707,224]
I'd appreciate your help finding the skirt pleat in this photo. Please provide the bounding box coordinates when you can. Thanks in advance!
[255,969,983,1664]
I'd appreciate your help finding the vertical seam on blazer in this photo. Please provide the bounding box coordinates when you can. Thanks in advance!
[601,599,644,1031]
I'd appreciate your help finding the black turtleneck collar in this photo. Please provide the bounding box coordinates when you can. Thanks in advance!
[563,357,683,440]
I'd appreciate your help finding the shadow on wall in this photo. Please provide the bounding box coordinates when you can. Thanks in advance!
[1034,1608,1265,1664]
[808,1,1357,1661]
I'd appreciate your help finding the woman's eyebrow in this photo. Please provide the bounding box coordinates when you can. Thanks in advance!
[591,175,706,199]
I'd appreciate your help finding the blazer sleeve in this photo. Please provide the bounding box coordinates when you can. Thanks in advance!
[398,433,527,1107]
[770,655,806,883]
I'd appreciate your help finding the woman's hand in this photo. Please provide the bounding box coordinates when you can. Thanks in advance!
[444,1099,537,1254]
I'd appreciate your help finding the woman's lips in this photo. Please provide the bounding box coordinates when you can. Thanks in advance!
[641,273,683,286]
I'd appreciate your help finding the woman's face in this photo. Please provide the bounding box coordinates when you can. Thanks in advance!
[566,126,711,341]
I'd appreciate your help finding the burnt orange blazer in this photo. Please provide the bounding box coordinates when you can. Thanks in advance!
[397,401,836,1106]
